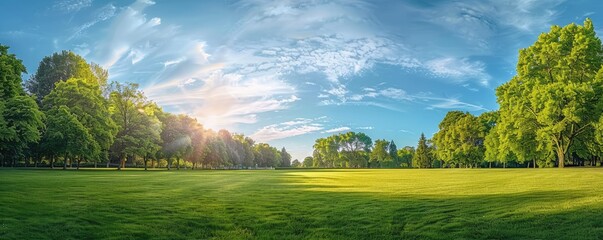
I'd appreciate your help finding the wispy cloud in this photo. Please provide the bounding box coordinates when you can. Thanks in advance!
[251,117,326,142]
[67,3,117,42]
[322,127,351,134]
[53,0,93,13]
[425,97,489,111]
[425,57,491,86]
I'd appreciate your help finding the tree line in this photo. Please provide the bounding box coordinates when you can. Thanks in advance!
[0,47,291,169]
[299,19,603,168]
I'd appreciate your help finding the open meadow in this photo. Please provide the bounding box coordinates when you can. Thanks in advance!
[2,169,603,239]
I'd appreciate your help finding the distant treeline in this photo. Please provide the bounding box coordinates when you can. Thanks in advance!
[300,19,603,169]
[0,47,291,169]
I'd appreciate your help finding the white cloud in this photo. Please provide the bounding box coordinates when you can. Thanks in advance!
[426,97,489,111]
[68,4,117,42]
[357,126,374,130]
[323,127,351,134]
[425,57,491,85]
[251,117,327,142]
[53,0,92,13]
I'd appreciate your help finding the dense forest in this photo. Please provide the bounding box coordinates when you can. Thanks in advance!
[2,19,603,169]
[0,47,291,169]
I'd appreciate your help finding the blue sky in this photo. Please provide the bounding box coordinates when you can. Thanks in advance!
[1,0,601,161]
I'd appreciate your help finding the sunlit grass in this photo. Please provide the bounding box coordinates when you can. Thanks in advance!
[1,169,603,239]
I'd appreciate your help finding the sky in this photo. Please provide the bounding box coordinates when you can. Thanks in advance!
[1,0,601,161]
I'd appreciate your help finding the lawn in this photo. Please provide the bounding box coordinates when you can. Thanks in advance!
[2,169,603,239]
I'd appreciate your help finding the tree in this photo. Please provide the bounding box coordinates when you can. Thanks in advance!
[109,82,162,170]
[159,113,192,170]
[291,159,301,168]
[1,96,45,167]
[280,147,292,167]
[369,139,390,168]
[386,140,398,168]
[397,146,414,168]
[233,134,255,168]
[26,51,103,103]
[338,132,372,168]
[302,156,314,168]
[433,111,489,168]
[253,143,281,167]
[413,133,432,168]
[43,78,117,166]
[496,19,603,168]
[43,106,95,170]
[0,45,44,167]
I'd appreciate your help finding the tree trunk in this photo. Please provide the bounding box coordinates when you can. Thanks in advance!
[503,162,506,168]
[177,158,180,170]
[118,155,123,170]
[50,155,55,169]
[167,158,171,170]
[63,154,68,170]
[557,149,565,168]
[106,159,110,168]
[76,157,80,170]
[144,156,148,171]
[533,159,536,169]
[489,162,492,168]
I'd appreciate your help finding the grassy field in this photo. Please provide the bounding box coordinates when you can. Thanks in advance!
[2,169,603,239]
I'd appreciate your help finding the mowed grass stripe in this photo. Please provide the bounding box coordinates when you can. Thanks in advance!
[1,169,603,239]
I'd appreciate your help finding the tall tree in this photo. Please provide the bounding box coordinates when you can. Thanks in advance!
[338,132,372,168]
[397,146,414,168]
[433,111,489,168]
[43,106,95,170]
[369,139,390,168]
[413,133,432,168]
[496,19,603,168]
[109,82,162,170]
[386,140,398,168]
[280,147,292,167]
[0,45,44,167]
[159,113,192,170]
[43,78,117,166]
[302,156,314,168]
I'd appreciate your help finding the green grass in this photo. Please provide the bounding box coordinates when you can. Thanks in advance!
[2,169,603,239]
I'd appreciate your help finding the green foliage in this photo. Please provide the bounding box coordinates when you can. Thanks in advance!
[413,133,432,168]
[433,111,490,167]
[26,51,103,103]
[291,159,301,167]
[369,139,390,168]
[302,156,313,168]
[253,143,281,167]
[43,78,117,164]
[497,19,603,168]
[312,132,372,168]
[43,106,95,168]
[280,147,292,167]
[159,113,192,170]
[109,82,162,169]
[397,146,414,168]
[0,45,26,99]
[0,45,44,166]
